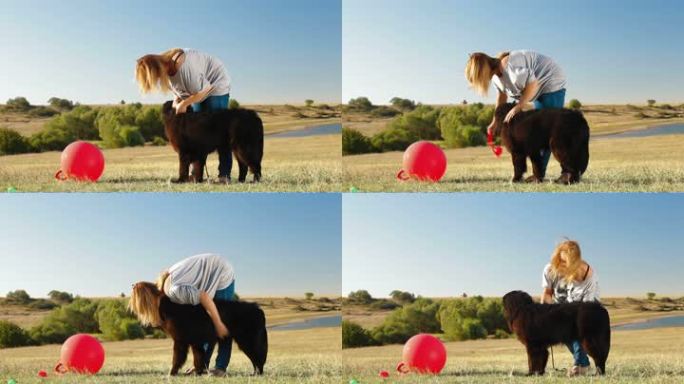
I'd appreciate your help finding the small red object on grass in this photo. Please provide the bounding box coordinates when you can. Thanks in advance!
[487,131,503,157]
[38,370,48,378]
[379,370,389,378]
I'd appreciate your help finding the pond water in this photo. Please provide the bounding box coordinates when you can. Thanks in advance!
[599,123,684,139]
[613,315,684,331]
[269,315,341,331]
[270,123,341,138]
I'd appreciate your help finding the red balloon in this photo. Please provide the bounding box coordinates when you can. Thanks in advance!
[396,334,446,374]
[396,141,447,182]
[54,334,105,374]
[55,141,105,182]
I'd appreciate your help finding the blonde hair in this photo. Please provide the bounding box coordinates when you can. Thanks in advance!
[550,239,584,283]
[464,52,511,97]
[128,281,162,327]
[135,48,183,94]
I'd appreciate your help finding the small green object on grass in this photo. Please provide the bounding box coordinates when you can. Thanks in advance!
[6,186,16,193]
[349,186,359,193]
[8,379,17,384]
[349,380,359,384]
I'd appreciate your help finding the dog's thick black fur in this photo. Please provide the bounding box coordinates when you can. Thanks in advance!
[162,101,264,183]
[158,295,268,376]
[493,103,590,184]
[502,291,610,375]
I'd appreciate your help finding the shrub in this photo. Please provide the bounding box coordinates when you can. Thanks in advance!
[370,106,401,118]
[6,289,31,304]
[369,300,399,311]
[118,125,145,147]
[437,104,491,149]
[229,99,240,109]
[387,105,441,140]
[342,320,378,348]
[370,127,416,152]
[151,136,167,146]
[494,329,511,339]
[372,298,441,345]
[0,320,31,348]
[305,292,314,300]
[438,296,506,341]
[389,290,416,304]
[28,106,59,117]
[646,292,656,300]
[0,128,31,155]
[342,128,376,155]
[96,299,144,341]
[305,99,314,107]
[647,99,656,107]
[568,99,582,110]
[134,105,164,140]
[30,298,99,345]
[28,299,58,310]
[30,105,99,151]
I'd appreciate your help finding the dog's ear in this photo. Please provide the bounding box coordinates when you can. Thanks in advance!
[162,101,174,115]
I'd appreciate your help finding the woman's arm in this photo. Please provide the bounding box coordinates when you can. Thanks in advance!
[175,85,215,114]
[487,90,508,135]
[504,79,539,122]
[541,288,554,304]
[199,291,229,338]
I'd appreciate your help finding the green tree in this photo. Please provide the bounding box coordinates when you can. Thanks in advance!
[5,97,31,111]
[305,99,314,107]
[47,97,74,111]
[348,97,374,112]
[646,292,656,300]
[568,99,582,110]
[348,290,373,304]
[0,128,31,155]
[389,290,416,305]
[0,320,31,348]
[647,99,656,107]
[6,290,31,304]
[96,299,144,341]
[48,290,74,304]
[342,320,378,348]
[371,298,441,345]
[305,292,314,300]
[389,97,416,111]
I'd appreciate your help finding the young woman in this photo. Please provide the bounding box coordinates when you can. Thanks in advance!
[131,253,236,377]
[540,240,600,376]
[465,50,566,176]
[135,48,233,183]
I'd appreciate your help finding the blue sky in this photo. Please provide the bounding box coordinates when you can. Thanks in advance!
[0,194,341,298]
[0,0,341,105]
[343,194,684,298]
[343,0,684,105]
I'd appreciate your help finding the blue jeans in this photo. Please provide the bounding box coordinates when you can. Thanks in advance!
[192,94,232,178]
[203,281,235,371]
[533,88,566,174]
[566,339,590,368]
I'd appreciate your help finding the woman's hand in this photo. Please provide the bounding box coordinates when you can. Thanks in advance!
[175,101,189,114]
[215,320,229,339]
[504,105,521,123]
[487,120,496,136]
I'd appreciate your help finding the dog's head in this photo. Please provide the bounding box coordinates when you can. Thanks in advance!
[162,100,175,117]
[492,103,517,136]
[502,290,534,330]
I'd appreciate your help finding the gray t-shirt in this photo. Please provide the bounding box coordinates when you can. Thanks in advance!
[169,49,231,99]
[542,263,600,303]
[492,50,566,101]
[165,253,235,305]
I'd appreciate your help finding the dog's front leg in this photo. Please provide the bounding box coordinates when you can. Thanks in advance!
[511,152,527,183]
[172,154,191,183]
[190,344,208,375]
[526,345,548,375]
[170,341,189,376]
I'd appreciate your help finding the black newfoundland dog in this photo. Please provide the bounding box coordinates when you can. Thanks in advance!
[493,103,590,184]
[161,101,264,183]
[502,291,610,376]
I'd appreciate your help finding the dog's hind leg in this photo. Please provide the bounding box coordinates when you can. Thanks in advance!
[170,341,190,376]
[527,152,545,183]
[582,333,610,375]
[173,154,191,183]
